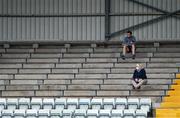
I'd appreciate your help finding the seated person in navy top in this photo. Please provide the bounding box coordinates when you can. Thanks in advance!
[121,31,136,60]
[132,64,147,89]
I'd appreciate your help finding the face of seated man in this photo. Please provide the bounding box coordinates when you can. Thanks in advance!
[127,32,132,37]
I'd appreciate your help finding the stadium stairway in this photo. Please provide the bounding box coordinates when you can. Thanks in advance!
[156,73,180,118]
[0,42,179,117]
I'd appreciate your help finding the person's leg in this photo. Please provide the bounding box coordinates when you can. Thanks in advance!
[136,79,147,88]
[132,44,136,59]
[122,45,126,60]
[131,80,138,89]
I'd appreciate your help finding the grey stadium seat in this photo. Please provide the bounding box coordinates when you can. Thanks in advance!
[127,98,139,110]
[62,109,74,118]
[66,98,79,110]
[140,98,151,112]
[14,109,26,118]
[26,109,38,118]
[79,98,91,110]
[38,109,50,118]
[91,98,103,110]
[43,98,54,109]
[87,109,99,118]
[19,98,30,110]
[50,109,62,118]
[99,109,111,118]
[31,98,42,110]
[74,109,86,118]
[115,98,127,109]
[0,98,6,110]
[103,98,115,110]
[111,109,123,118]
[123,109,135,118]
[136,109,148,118]
[6,98,18,110]
[1,109,13,118]
[54,98,66,110]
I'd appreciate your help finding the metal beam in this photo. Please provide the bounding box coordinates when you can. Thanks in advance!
[128,0,180,20]
[105,0,111,41]
[0,14,105,17]
[110,9,180,38]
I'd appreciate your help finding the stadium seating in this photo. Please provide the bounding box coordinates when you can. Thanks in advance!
[0,42,180,117]
[0,97,151,117]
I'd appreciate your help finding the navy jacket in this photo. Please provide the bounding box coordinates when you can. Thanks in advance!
[132,68,147,80]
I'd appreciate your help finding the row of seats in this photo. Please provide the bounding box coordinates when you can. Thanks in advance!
[0,98,151,111]
[0,109,148,118]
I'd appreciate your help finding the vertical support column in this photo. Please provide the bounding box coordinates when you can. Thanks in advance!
[105,0,111,41]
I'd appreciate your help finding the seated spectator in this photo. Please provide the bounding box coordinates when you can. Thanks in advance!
[121,31,136,60]
[132,64,147,89]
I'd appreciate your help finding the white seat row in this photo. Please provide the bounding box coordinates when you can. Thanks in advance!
[0,109,148,118]
[0,98,151,111]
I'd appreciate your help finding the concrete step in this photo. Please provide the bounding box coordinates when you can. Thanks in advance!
[0,49,6,53]
[27,59,59,63]
[90,53,152,58]
[0,69,18,74]
[19,69,51,74]
[56,63,82,68]
[114,63,146,68]
[79,69,110,74]
[48,74,74,79]
[6,85,39,90]
[44,80,71,84]
[68,85,100,90]
[63,53,89,58]
[94,47,156,53]
[86,58,117,63]
[0,80,10,85]
[154,53,180,57]
[0,59,26,63]
[31,54,62,58]
[157,48,180,52]
[130,90,165,96]
[39,85,67,90]
[59,58,85,63]
[75,74,106,79]
[97,91,129,96]
[147,63,178,68]
[0,64,22,69]
[10,80,42,85]
[100,85,169,90]
[118,58,150,63]
[6,49,34,53]
[111,68,178,74]
[83,63,114,68]
[35,91,63,96]
[67,48,93,53]
[52,69,78,74]
[2,91,35,97]
[72,80,103,85]
[1,54,30,58]
[35,48,66,53]
[64,90,96,97]
[151,58,180,62]
[108,73,174,79]
[104,79,172,85]
[23,64,55,68]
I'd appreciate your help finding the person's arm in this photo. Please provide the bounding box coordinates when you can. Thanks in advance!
[131,36,136,43]
[142,69,147,79]
[122,37,127,45]
[132,70,137,80]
